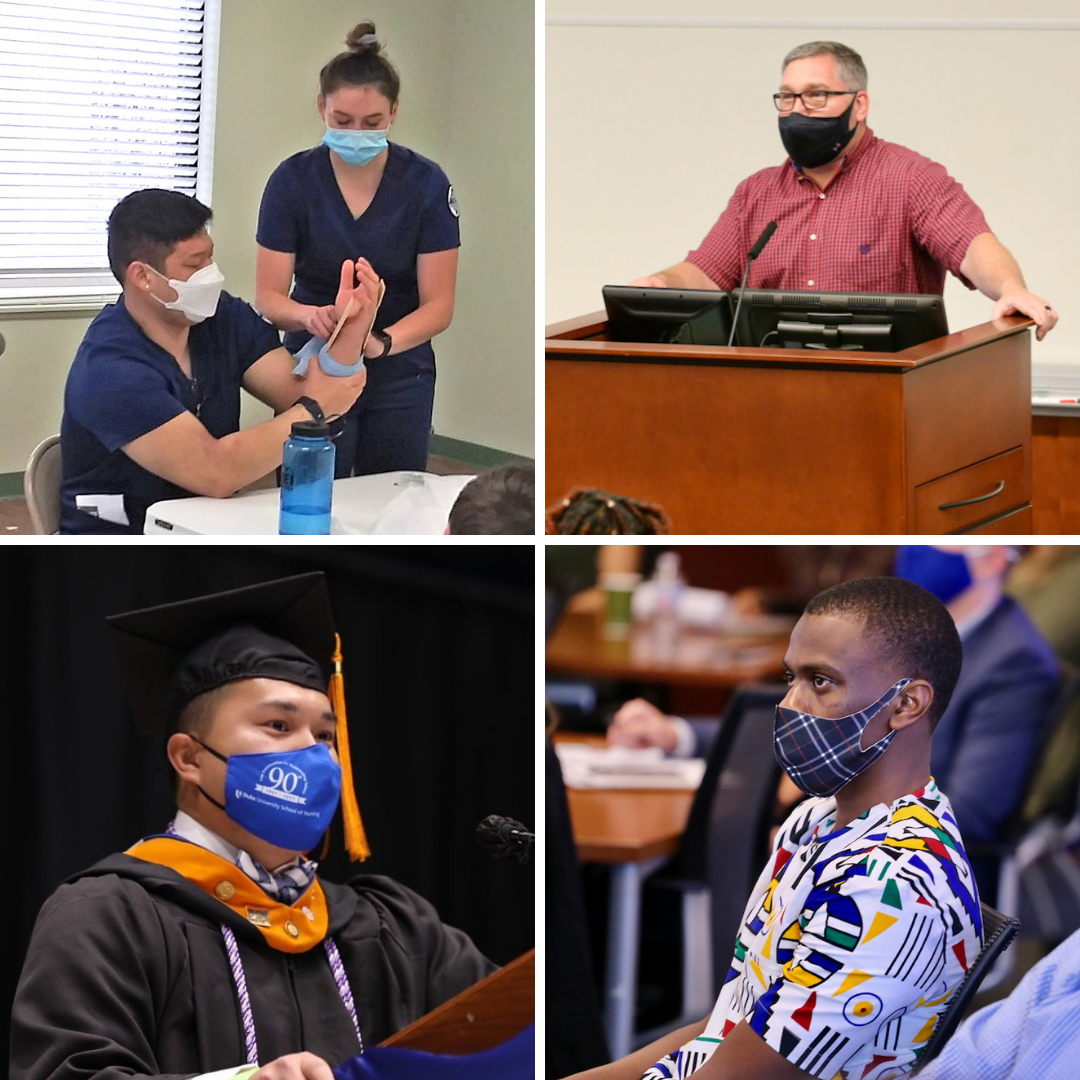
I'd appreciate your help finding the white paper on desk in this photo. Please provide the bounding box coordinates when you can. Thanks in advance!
[366,473,475,534]
[554,743,706,790]
[632,583,729,628]
[369,482,448,534]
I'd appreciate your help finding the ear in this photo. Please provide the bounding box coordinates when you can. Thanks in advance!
[389,102,399,125]
[889,680,934,731]
[167,732,204,786]
[316,94,327,122]
[854,89,870,125]
[126,261,154,293]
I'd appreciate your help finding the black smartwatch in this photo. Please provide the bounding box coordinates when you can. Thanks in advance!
[369,328,392,357]
[293,396,326,422]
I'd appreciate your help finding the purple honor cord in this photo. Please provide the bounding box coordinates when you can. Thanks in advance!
[221,924,363,1065]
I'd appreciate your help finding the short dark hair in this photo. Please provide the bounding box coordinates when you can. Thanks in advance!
[167,683,230,795]
[320,21,401,105]
[803,576,963,725]
[448,463,535,534]
[107,188,213,286]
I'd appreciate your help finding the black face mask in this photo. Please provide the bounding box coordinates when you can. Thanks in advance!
[778,99,857,169]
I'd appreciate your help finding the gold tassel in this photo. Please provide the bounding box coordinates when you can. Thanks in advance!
[329,633,370,861]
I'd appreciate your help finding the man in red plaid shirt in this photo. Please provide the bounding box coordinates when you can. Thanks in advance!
[631,41,1058,341]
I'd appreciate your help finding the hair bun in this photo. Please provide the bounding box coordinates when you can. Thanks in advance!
[345,21,379,53]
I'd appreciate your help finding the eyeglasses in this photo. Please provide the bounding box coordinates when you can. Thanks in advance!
[773,90,857,112]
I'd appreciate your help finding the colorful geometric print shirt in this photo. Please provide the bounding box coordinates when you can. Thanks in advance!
[641,780,982,1080]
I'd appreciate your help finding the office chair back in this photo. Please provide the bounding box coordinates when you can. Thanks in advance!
[911,901,1020,1073]
[660,683,787,989]
[545,740,610,1074]
[24,434,61,535]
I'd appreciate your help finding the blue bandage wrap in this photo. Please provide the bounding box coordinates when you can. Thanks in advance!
[292,336,365,377]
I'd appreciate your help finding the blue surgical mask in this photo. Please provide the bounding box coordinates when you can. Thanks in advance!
[894,546,973,604]
[195,738,342,852]
[322,125,389,166]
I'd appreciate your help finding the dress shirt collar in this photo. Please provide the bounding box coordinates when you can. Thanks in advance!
[171,809,242,862]
[953,592,1002,641]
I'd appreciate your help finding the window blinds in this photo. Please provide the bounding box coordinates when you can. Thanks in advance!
[0,0,218,309]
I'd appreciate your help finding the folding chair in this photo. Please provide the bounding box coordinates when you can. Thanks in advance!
[912,902,1020,1073]
[23,434,61,535]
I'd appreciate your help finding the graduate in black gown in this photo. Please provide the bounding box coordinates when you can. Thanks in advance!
[10,574,494,1080]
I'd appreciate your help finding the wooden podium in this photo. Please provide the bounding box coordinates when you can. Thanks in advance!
[380,949,534,1054]
[546,313,1035,534]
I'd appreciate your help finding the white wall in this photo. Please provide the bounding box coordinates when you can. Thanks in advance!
[546,1,1080,370]
[0,0,534,476]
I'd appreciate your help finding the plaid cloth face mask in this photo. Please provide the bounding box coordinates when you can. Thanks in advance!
[773,678,912,797]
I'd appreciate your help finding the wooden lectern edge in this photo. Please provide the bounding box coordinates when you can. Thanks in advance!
[379,948,534,1055]
[544,312,1033,371]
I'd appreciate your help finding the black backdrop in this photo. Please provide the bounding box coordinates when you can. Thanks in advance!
[4,546,534,1056]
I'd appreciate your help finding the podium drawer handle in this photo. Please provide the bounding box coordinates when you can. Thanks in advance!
[938,480,1005,510]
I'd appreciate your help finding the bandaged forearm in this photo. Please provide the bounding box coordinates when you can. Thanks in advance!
[291,335,365,377]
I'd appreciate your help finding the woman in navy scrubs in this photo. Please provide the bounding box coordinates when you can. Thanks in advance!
[255,22,459,477]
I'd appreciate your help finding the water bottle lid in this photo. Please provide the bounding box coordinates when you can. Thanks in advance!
[290,418,330,437]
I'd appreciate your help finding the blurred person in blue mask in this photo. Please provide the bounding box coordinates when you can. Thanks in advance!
[893,546,1060,892]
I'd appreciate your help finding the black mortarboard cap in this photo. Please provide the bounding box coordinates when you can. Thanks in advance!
[106,571,371,860]
[106,572,336,734]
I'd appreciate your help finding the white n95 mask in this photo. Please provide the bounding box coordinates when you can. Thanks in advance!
[148,262,225,323]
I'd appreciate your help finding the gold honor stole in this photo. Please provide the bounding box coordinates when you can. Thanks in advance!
[126,837,329,953]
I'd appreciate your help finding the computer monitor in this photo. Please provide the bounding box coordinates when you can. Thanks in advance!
[731,289,948,352]
[603,285,734,346]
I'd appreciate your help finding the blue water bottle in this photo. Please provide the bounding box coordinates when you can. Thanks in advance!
[279,419,335,534]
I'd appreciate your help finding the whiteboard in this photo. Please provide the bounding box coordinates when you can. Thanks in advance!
[545,3,1080,369]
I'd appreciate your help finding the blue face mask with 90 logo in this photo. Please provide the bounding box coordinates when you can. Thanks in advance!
[195,738,342,852]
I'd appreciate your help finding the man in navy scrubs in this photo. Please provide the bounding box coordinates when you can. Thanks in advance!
[59,188,377,534]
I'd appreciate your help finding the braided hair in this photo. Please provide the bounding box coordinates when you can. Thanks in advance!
[546,489,671,534]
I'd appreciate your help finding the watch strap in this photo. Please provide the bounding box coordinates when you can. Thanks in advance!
[293,396,325,422]
[371,328,392,357]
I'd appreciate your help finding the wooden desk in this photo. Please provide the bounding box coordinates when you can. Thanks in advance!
[547,313,1035,535]
[546,603,790,690]
[558,735,695,1060]
[1032,414,1080,533]
[568,786,694,863]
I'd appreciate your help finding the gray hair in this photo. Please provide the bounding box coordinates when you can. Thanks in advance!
[782,41,867,91]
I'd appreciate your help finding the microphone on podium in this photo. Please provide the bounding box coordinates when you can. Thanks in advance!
[476,814,534,865]
[727,220,778,346]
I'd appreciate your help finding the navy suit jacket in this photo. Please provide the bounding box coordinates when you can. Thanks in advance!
[929,595,1059,845]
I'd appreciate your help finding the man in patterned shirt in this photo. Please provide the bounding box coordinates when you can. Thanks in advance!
[564,576,981,1080]
[630,41,1057,340]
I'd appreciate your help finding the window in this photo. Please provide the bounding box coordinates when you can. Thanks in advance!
[0,0,220,312]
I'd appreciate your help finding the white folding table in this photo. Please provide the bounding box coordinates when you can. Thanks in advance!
[144,471,474,535]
